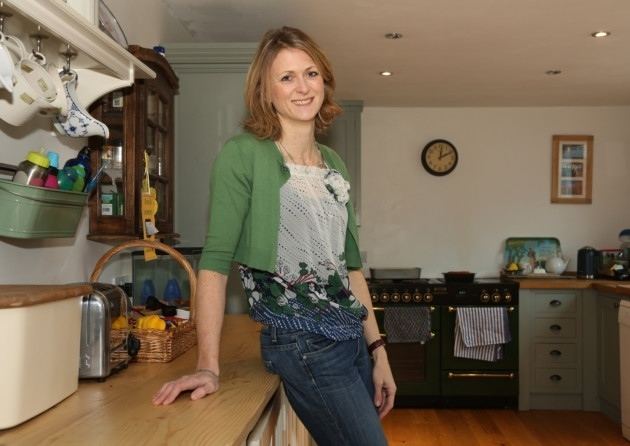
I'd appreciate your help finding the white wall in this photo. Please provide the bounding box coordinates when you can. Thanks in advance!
[105,0,193,48]
[172,68,249,313]
[0,120,118,284]
[360,106,630,277]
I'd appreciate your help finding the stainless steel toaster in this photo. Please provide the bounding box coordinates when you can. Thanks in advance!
[79,283,131,380]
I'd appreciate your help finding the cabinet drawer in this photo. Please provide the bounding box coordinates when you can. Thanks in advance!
[534,343,578,366]
[533,318,577,338]
[533,368,579,392]
[534,293,577,315]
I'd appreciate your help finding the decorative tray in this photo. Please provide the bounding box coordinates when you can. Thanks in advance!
[503,237,562,274]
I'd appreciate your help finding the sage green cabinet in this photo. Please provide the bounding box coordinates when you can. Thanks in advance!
[318,100,363,219]
[520,287,622,416]
[597,293,621,422]
[519,289,591,410]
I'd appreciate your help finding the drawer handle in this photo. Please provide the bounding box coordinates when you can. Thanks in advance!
[550,374,563,382]
[549,324,562,332]
[549,299,562,307]
[549,349,562,357]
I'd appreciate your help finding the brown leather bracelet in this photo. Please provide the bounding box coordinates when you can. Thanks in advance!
[367,338,386,356]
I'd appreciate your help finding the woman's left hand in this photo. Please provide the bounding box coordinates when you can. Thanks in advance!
[371,348,396,418]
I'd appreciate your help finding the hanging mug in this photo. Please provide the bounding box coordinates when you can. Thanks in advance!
[0,32,15,92]
[54,70,109,138]
[0,35,58,126]
[38,63,68,118]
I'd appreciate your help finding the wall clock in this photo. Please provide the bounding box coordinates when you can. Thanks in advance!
[420,139,458,176]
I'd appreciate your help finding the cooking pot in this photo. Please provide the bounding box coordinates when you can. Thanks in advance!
[442,271,476,283]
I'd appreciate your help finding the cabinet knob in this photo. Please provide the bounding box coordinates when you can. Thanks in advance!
[550,374,563,382]
[549,299,562,307]
[549,324,562,332]
[549,349,562,357]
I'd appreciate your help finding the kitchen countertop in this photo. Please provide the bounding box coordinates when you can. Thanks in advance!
[0,314,279,445]
[516,276,630,296]
[0,284,93,308]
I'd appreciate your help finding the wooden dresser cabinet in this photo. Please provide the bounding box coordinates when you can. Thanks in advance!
[87,45,179,243]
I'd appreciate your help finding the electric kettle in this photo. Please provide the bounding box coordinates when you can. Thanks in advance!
[577,246,598,279]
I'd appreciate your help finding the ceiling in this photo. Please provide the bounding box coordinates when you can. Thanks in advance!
[162,0,630,107]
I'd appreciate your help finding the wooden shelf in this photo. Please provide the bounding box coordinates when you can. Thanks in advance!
[2,0,155,107]
[87,233,180,244]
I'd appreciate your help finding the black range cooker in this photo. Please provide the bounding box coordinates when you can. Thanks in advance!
[369,277,519,408]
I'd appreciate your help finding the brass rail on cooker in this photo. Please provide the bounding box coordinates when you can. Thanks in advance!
[372,306,436,312]
[447,372,516,380]
[448,306,515,313]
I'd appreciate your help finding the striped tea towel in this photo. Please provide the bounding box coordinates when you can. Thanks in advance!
[454,307,511,362]
[384,306,431,343]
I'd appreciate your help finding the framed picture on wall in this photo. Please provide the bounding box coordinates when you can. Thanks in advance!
[551,135,593,204]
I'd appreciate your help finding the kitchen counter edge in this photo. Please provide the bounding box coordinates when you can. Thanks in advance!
[517,277,630,296]
[0,314,280,445]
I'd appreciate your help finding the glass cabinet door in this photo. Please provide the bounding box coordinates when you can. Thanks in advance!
[87,45,178,242]
[146,86,171,229]
[97,90,126,218]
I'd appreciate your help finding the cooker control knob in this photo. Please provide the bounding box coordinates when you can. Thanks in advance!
[402,292,412,303]
[371,293,379,303]
[423,292,434,303]
[504,293,512,303]
[491,292,501,303]
[413,293,423,303]
[480,292,490,303]
[391,292,401,303]
[380,293,390,303]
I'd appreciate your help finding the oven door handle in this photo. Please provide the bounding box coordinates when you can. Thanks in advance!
[447,372,516,380]
[378,332,436,340]
[373,306,436,312]
[448,306,515,312]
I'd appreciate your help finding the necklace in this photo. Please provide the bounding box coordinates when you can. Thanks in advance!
[276,140,326,168]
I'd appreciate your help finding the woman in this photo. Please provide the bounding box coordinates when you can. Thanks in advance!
[152,26,395,445]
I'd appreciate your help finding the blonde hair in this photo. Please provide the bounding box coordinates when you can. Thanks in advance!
[243,26,342,140]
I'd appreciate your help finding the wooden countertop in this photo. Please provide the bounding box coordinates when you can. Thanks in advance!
[0,314,280,445]
[0,284,93,309]
[517,277,630,296]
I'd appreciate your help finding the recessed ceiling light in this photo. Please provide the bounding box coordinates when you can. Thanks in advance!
[385,32,403,39]
[380,71,393,76]
[591,31,611,38]
[545,70,562,76]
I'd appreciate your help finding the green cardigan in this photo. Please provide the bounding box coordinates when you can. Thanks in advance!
[198,132,362,275]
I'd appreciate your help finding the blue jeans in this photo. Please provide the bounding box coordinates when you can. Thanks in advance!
[260,326,388,446]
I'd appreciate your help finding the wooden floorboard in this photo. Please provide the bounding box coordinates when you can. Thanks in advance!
[381,409,628,446]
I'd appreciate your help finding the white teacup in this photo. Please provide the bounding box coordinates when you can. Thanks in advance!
[0,32,15,92]
[0,36,60,126]
[38,63,68,118]
[54,70,109,138]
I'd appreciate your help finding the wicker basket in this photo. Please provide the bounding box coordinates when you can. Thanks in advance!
[90,240,197,363]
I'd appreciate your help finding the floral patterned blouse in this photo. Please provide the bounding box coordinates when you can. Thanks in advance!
[238,162,367,341]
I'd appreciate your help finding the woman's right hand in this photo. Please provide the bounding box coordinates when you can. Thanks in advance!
[152,369,219,405]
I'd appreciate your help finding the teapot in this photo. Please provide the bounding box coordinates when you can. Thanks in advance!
[546,255,569,275]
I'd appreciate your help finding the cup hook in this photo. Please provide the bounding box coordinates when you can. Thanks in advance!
[30,32,48,63]
[60,43,77,74]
